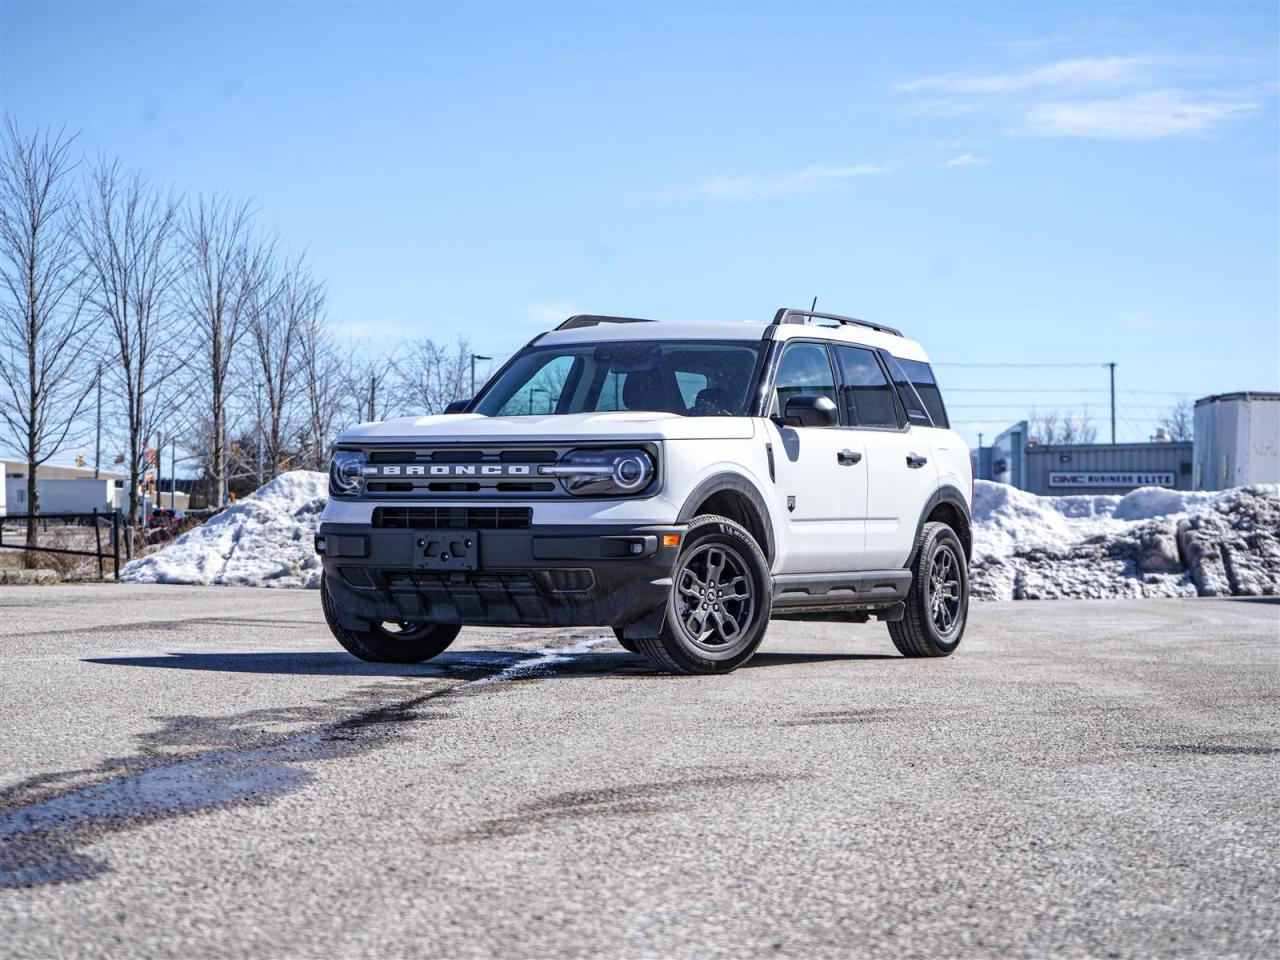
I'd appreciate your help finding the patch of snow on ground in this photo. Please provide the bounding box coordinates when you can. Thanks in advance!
[120,471,327,588]
[970,480,1279,600]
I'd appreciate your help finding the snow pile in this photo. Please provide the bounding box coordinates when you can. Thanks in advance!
[120,471,327,589]
[121,470,1279,601]
[970,480,1280,600]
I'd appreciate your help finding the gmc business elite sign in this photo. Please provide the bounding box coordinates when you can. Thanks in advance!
[1048,471,1176,488]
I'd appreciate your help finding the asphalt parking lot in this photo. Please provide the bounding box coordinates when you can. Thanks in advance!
[0,585,1276,959]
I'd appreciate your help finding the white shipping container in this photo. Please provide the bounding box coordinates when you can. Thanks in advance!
[1193,392,1280,490]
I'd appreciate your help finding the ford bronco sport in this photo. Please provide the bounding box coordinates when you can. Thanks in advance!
[317,308,973,674]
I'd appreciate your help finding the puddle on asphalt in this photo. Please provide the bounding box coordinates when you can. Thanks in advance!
[0,643,618,891]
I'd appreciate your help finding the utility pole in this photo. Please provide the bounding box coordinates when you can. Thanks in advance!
[369,373,376,421]
[93,363,102,480]
[1108,362,1117,444]
[470,354,492,397]
[170,436,176,511]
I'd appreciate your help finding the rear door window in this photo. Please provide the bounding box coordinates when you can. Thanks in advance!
[832,345,900,429]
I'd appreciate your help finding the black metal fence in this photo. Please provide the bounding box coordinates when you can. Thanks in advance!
[0,509,127,579]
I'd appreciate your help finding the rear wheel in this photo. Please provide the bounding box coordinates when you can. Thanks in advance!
[889,522,968,658]
[321,574,461,664]
[635,515,772,675]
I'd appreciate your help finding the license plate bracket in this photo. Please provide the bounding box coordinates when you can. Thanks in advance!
[412,529,479,571]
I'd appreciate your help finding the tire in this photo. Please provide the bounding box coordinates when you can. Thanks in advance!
[611,627,642,655]
[321,574,461,664]
[889,521,968,658]
[635,515,772,675]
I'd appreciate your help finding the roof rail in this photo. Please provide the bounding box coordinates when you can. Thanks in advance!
[771,307,902,338]
[556,314,656,331]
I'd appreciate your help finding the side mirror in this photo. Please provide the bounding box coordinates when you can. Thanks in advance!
[781,394,838,428]
[443,399,469,415]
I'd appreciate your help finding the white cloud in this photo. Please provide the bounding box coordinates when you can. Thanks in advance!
[676,163,890,201]
[898,53,1266,142]
[1020,90,1260,140]
[899,57,1151,94]
[946,153,992,167]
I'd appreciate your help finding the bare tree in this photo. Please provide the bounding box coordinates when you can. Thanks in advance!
[295,306,343,470]
[0,120,96,559]
[79,160,180,530]
[1028,408,1098,445]
[395,335,472,416]
[249,253,319,477]
[1159,396,1194,442]
[178,194,271,507]
[344,350,400,424]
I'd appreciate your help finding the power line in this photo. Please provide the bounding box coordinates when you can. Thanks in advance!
[943,387,1190,395]
[933,362,1110,368]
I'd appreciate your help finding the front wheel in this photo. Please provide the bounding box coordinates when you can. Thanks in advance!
[635,515,773,675]
[889,521,968,658]
[321,575,461,664]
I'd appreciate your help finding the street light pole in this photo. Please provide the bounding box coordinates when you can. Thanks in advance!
[1108,362,1117,444]
[94,363,102,480]
[470,354,492,397]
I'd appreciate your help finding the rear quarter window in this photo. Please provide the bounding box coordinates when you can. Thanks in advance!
[896,358,949,428]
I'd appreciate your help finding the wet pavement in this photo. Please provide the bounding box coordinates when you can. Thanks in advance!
[0,585,1276,958]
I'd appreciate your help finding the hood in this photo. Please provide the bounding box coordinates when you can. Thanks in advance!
[337,411,756,445]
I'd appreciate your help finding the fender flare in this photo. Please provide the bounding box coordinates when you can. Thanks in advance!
[677,471,776,564]
[906,484,973,567]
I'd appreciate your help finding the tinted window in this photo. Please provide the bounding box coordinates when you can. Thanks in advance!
[773,342,837,416]
[883,354,932,426]
[896,358,948,428]
[476,341,765,417]
[833,345,899,428]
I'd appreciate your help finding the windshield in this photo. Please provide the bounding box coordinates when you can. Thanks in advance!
[473,340,767,417]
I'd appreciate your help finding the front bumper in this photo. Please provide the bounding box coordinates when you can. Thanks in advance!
[317,521,684,630]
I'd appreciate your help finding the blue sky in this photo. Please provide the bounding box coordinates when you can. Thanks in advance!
[3,0,1277,447]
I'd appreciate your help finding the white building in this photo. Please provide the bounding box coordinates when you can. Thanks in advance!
[0,460,189,517]
[1193,392,1280,490]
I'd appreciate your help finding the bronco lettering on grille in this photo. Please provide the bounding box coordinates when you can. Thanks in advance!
[369,464,533,477]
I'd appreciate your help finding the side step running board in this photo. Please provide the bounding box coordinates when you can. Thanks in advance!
[770,570,911,610]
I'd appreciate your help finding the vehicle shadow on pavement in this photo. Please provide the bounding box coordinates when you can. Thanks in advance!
[83,651,530,678]
[83,648,901,677]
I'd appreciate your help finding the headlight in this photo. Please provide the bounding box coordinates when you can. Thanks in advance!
[329,450,367,497]
[539,448,656,497]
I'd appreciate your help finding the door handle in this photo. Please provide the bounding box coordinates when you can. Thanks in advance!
[837,449,862,465]
[906,453,928,469]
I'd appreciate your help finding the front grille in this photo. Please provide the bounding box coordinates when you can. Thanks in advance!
[367,448,558,464]
[372,507,532,529]
[358,445,571,498]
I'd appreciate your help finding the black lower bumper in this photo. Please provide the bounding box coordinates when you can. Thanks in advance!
[317,521,683,630]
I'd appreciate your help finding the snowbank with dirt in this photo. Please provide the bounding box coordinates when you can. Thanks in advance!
[120,471,327,588]
[970,480,1280,600]
[121,470,1280,599]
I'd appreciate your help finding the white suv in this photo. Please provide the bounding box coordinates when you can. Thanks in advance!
[317,308,973,674]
